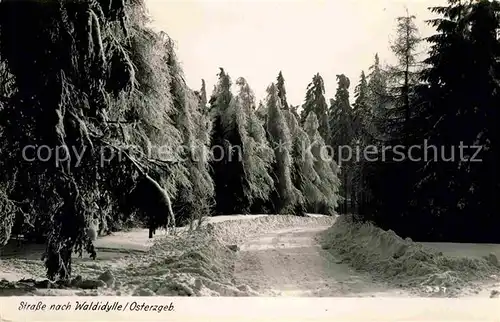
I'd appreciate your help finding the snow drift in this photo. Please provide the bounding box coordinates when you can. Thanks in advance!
[320,215,500,296]
[208,214,335,245]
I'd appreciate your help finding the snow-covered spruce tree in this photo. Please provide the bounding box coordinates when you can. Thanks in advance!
[198,79,208,109]
[352,71,371,143]
[367,54,390,139]
[328,74,355,214]
[209,69,247,215]
[283,110,323,214]
[329,74,354,145]
[276,71,289,110]
[353,53,394,223]
[194,79,210,121]
[220,77,275,213]
[350,71,373,216]
[103,26,185,236]
[265,83,301,214]
[0,0,184,279]
[300,73,330,140]
[303,112,341,214]
[163,37,214,228]
[386,10,422,135]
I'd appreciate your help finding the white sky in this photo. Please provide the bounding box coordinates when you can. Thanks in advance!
[145,0,445,106]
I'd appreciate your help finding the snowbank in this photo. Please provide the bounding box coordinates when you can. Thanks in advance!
[320,216,500,297]
[120,229,261,296]
[208,214,335,245]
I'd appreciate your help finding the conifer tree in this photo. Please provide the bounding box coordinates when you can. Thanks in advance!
[329,74,354,147]
[209,69,246,215]
[352,71,371,142]
[367,54,389,138]
[300,73,329,140]
[303,112,341,214]
[0,0,185,279]
[265,83,299,214]
[284,111,321,214]
[194,79,208,113]
[350,71,372,215]
[167,43,214,228]
[222,77,275,210]
[387,10,421,132]
[328,74,354,213]
[200,79,208,108]
[210,74,274,215]
[276,71,289,110]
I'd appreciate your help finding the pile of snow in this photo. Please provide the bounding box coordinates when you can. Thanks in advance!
[320,216,500,297]
[0,231,252,296]
[208,214,335,245]
[119,231,259,296]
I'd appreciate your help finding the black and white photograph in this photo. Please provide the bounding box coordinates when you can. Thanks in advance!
[0,0,499,304]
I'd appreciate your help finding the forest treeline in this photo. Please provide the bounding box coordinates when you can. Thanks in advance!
[0,0,499,280]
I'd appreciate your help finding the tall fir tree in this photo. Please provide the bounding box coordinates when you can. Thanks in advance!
[0,0,188,278]
[350,71,372,215]
[221,77,275,213]
[194,79,208,113]
[367,54,389,138]
[200,79,208,107]
[265,83,299,214]
[276,71,289,110]
[209,68,245,215]
[300,73,330,140]
[329,74,354,148]
[352,71,371,142]
[167,46,214,228]
[328,74,355,213]
[386,10,422,137]
[303,112,342,214]
[284,110,321,214]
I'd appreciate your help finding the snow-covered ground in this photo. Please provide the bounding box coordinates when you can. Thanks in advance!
[1,214,499,297]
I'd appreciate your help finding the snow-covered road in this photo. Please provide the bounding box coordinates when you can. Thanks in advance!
[233,225,409,297]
